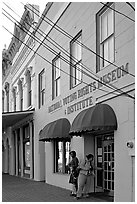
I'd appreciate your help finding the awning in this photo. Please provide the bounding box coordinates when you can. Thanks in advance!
[2,109,35,130]
[69,104,117,136]
[39,118,71,142]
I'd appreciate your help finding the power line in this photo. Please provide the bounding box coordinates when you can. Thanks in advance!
[126,2,135,11]
[2,6,135,100]
[2,9,119,97]
[25,2,135,78]
[100,2,135,22]
[5,1,135,80]
[2,5,135,100]
[2,7,135,100]
[3,24,134,102]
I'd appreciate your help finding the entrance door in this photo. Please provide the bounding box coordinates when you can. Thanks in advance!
[96,133,114,196]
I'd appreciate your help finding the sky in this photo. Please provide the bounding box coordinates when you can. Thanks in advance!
[1,0,135,50]
[1,0,48,49]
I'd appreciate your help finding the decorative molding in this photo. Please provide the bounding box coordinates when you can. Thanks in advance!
[2,49,12,76]
[12,86,17,93]
[25,66,33,76]
[4,82,10,94]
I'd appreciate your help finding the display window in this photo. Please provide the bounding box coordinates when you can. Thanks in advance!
[54,140,71,174]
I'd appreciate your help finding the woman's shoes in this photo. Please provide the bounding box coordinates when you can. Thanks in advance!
[83,194,90,198]
[75,196,82,200]
[70,192,76,196]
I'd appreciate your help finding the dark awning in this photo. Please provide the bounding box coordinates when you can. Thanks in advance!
[2,109,35,130]
[69,104,117,136]
[39,118,71,142]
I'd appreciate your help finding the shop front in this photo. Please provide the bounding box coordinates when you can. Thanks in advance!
[39,103,117,197]
[69,103,117,196]
[2,109,34,179]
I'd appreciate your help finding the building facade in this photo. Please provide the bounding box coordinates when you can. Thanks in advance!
[2,2,135,202]
[2,4,39,178]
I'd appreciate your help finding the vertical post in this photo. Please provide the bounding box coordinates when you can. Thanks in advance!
[15,130,18,176]
[20,127,24,177]
[11,131,15,175]
[29,121,33,179]
[62,141,66,173]
[4,139,9,173]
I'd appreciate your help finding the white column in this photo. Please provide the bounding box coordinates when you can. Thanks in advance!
[29,121,33,179]
[15,130,18,176]
[20,127,24,177]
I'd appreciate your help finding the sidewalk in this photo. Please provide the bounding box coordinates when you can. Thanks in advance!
[2,174,113,202]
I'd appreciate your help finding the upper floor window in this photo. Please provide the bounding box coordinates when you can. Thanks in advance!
[52,54,61,100]
[96,3,114,72]
[28,74,31,107]
[25,69,31,107]
[54,140,71,174]
[2,90,5,112]
[12,87,17,111]
[18,79,23,111]
[70,31,82,89]
[4,82,9,112]
[39,69,45,108]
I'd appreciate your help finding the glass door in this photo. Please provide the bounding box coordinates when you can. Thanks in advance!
[103,136,114,195]
[96,133,114,196]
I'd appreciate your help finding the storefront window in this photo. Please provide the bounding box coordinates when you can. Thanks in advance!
[23,125,30,169]
[54,140,71,174]
[24,142,30,168]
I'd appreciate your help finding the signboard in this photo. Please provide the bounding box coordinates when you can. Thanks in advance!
[48,62,129,115]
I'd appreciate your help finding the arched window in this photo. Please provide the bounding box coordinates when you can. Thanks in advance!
[12,87,17,111]
[25,68,32,107]
[18,79,23,111]
[2,90,5,112]
[4,82,9,112]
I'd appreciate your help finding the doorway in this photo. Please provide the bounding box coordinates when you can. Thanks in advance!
[95,132,114,196]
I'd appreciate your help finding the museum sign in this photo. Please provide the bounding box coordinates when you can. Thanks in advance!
[48,63,129,115]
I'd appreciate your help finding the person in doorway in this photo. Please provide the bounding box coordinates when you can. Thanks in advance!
[68,150,79,196]
[76,153,95,199]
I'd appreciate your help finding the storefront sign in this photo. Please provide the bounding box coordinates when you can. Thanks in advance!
[66,96,93,115]
[48,63,129,114]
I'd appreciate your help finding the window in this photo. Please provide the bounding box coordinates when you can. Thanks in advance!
[23,125,30,169]
[20,88,23,111]
[27,73,31,107]
[70,31,82,89]
[96,3,114,72]
[12,87,17,111]
[24,142,30,168]
[25,70,31,107]
[52,54,61,99]
[18,79,23,111]
[54,140,71,174]
[39,69,45,108]
[4,82,9,112]
[2,90,5,112]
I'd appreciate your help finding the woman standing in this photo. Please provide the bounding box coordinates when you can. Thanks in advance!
[76,154,94,199]
[68,151,79,196]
